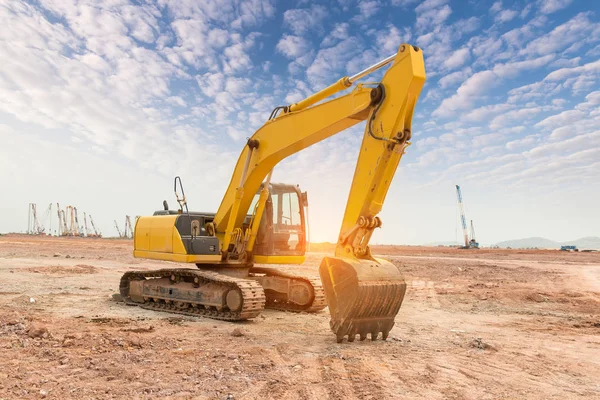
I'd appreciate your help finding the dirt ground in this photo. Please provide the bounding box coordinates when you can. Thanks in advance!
[0,234,599,399]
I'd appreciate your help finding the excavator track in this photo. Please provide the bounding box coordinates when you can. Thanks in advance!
[119,268,265,321]
[249,267,328,312]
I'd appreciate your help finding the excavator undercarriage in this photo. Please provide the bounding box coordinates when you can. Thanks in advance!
[120,43,425,343]
[119,265,328,319]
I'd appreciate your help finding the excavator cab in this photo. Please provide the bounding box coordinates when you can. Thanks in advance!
[251,183,308,260]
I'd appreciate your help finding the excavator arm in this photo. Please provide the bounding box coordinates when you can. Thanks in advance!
[214,44,425,265]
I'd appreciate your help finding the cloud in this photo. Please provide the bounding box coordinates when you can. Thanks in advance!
[196,72,224,97]
[537,0,573,14]
[489,107,542,130]
[357,1,380,18]
[434,55,555,117]
[433,71,497,117]
[276,35,310,58]
[282,5,327,35]
[374,24,409,56]
[415,0,452,31]
[495,9,518,23]
[544,59,600,94]
[438,68,472,89]
[506,135,537,150]
[523,12,600,56]
[306,37,364,86]
[321,23,350,47]
[443,47,470,70]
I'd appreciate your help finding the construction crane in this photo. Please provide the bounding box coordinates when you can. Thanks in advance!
[28,203,45,235]
[60,209,68,236]
[73,207,81,236]
[56,203,62,236]
[118,43,426,343]
[470,220,478,248]
[114,220,123,238]
[44,203,52,236]
[455,185,479,249]
[89,215,102,238]
[83,212,90,237]
[125,216,133,239]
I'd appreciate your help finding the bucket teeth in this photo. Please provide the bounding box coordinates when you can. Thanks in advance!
[319,256,407,344]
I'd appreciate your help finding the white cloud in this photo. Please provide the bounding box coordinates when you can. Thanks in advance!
[495,9,518,23]
[358,1,380,18]
[434,55,556,117]
[438,68,472,89]
[544,59,600,81]
[276,35,310,58]
[374,24,409,56]
[196,72,224,97]
[306,37,364,86]
[415,0,452,31]
[321,23,350,47]
[537,0,573,14]
[433,71,497,117]
[489,107,542,130]
[506,136,537,150]
[166,96,187,107]
[491,1,503,13]
[282,5,327,35]
[443,47,470,70]
[523,12,600,56]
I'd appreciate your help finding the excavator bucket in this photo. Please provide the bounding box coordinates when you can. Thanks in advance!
[319,257,406,343]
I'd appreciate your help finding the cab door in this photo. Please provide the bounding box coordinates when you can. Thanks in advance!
[253,183,307,257]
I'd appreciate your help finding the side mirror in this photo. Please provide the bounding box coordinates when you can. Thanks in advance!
[301,191,308,207]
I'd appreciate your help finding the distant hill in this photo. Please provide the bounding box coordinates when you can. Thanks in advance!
[561,237,600,249]
[494,236,600,250]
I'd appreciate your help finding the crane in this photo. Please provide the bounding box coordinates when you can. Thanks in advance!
[470,220,479,248]
[56,203,62,236]
[89,215,102,238]
[28,203,45,235]
[83,212,90,237]
[125,216,133,239]
[73,207,81,236]
[114,220,123,238]
[60,209,68,236]
[119,44,426,343]
[45,203,52,236]
[455,185,479,249]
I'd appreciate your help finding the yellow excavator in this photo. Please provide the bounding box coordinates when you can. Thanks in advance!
[119,43,426,343]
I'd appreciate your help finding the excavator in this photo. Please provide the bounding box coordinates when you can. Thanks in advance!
[119,43,426,343]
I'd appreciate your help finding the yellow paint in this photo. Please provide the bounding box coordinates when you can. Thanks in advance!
[288,77,351,112]
[253,255,306,265]
[133,250,221,263]
[134,215,220,263]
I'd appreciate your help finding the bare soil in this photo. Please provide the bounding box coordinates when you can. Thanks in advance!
[0,234,599,399]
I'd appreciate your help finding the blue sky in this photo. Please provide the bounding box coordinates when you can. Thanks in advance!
[1,0,599,245]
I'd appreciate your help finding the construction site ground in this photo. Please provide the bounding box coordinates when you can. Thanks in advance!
[0,234,598,399]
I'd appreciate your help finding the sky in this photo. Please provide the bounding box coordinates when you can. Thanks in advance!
[1,0,599,246]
